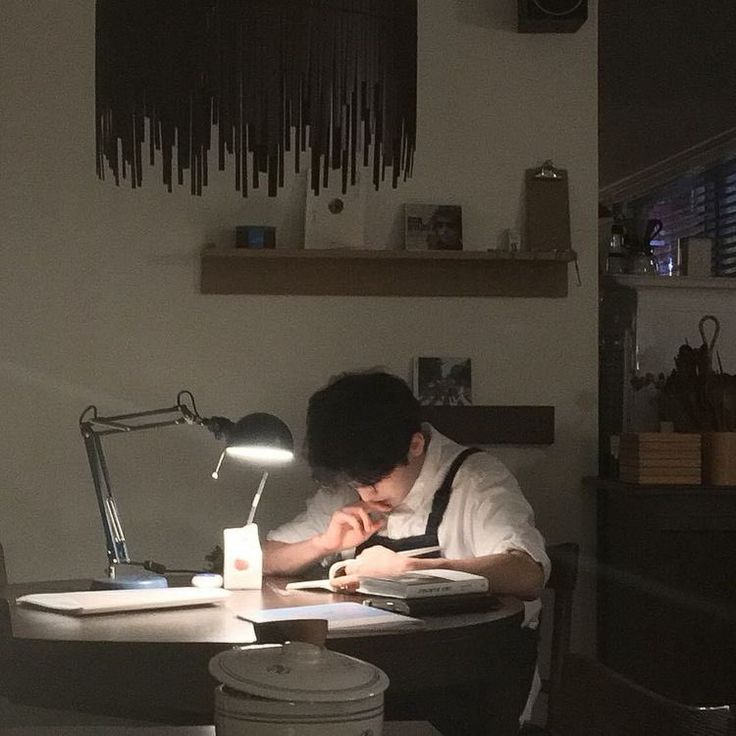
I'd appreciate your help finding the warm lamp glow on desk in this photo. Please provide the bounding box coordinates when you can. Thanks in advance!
[79,390,293,589]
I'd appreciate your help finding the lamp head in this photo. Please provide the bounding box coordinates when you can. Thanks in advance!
[205,412,293,466]
[225,412,294,464]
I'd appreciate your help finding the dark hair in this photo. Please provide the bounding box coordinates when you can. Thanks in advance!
[431,205,461,228]
[306,371,422,487]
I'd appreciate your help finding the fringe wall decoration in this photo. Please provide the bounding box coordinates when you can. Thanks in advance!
[95,0,417,197]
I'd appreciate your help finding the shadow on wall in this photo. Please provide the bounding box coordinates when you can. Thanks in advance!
[455,0,517,31]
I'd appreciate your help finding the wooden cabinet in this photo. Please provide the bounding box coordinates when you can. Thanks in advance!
[591,478,736,705]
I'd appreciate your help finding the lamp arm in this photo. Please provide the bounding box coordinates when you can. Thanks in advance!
[77,391,277,579]
[78,392,217,576]
[80,428,130,572]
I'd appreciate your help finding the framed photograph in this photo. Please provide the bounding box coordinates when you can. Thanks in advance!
[413,357,472,406]
[404,204,463,251]
[235,225,276,249]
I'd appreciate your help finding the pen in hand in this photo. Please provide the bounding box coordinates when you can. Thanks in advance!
[396,545,441,558]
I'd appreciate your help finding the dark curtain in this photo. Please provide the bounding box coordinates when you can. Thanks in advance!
[95,0,417,196]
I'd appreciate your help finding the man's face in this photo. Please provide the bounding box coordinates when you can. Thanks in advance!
[350,432,426,513]
[434,218,459,247]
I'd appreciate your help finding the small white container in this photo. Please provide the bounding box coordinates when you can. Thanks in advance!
[223,523,262,590]
[209,641,390,736]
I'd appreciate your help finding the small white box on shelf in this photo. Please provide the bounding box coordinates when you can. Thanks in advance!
[677,236,713,277]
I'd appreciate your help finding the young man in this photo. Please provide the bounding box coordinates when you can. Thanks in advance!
[264,370,549,729]
[263,371,549,602]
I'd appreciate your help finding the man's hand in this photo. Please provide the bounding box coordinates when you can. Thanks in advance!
[331,545,411,590]
[315,503,386,556]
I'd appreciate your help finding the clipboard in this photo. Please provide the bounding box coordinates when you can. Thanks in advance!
[525,160,571,252]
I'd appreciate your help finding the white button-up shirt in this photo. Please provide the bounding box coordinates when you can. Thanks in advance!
[268,424,550,623]
[269,424,549,718]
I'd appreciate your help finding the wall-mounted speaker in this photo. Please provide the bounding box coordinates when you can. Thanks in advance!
[518,0,588,33]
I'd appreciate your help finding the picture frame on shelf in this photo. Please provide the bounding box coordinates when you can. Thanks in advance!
[404,204,463,251]
[413,357,472,406]
[304,168,370,249]
[235,225,276,249]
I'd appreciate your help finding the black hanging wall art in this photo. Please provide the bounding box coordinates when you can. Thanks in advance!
[95,0,417,197]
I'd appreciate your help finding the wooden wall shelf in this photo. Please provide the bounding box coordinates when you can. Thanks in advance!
[200,247,576,297]
[420,405,554,445]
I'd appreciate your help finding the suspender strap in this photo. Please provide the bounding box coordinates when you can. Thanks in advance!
[355,446,483,556]
[356,532,441,556]
[424,447,482,537]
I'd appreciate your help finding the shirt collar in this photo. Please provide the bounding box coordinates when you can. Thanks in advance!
[397,423,447,512]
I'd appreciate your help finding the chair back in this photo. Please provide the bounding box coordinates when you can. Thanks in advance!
[544,542,579,697]
[0,598,11,700]
[548,653,735,736]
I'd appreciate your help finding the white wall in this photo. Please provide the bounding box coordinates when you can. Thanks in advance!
[0,0,598,650]
[627,283,736,431]
[637,288,736,378]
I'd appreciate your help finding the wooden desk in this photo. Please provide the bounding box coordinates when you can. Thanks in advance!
[0,724,443,735]
[1,579,528,736]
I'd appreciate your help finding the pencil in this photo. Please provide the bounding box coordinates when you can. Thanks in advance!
[397,545,441,557]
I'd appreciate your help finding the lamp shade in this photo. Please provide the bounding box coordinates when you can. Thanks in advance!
[225,413,294,464]
[95,1,417,197]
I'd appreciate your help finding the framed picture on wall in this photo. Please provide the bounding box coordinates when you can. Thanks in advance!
[413,357,472,406]
[404,204,463,250]
[304,168,370,249]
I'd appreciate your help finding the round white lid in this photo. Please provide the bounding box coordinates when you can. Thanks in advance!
[209,642,390,703]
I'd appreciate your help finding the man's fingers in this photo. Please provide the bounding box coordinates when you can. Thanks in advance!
[334,511,362,533]
[332,573,360,591]
[372,516,387,532]
[338,505,377,535]
[353,506,375,533]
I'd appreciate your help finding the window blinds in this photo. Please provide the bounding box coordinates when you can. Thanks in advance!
[624,156,736,276]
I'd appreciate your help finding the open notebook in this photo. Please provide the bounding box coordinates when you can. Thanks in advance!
[16,587,231,615]
[285,545,445,595]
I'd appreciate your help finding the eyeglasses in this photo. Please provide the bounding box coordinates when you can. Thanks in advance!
[345,479,377,493]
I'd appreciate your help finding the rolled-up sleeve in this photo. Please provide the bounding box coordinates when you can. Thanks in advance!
[452,457,550,584]
[266,486,355,544]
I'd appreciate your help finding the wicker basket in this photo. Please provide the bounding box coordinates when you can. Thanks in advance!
[619,433,701,485]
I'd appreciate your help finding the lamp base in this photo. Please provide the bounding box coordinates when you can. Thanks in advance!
[91,570,168,590]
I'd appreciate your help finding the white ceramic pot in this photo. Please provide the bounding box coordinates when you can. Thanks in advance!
[209,641,390,736]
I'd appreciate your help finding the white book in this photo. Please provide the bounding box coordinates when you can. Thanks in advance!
[285,545,442,594]
[16,587,231,616]
[239,602,423,633]
[358,570,489,599]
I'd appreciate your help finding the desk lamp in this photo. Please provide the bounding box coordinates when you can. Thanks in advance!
[79,390,293,589]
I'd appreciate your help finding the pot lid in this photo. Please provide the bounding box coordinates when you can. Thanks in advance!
[209,642,389,702]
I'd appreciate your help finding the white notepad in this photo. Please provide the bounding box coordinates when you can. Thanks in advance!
[16,587,231,615]
[239,601,423,632]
